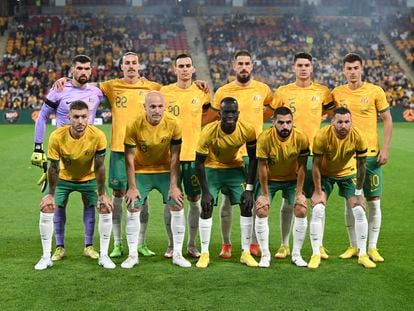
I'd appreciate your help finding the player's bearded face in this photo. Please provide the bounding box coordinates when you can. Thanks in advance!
[332,113,352,138]
[234,56,253,84]
[274,115,293,139]
[69,109,88,134]
[72,62,92,85]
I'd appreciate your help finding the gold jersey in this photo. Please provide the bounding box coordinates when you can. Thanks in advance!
[99,78,162,152]
[257,127,309,181]
[160,83,211,161]
[313,125,367,177]
[332,82,389,156]
[47,125,107,182]
[124,113,182,174]
[197,120,256,169]
[271,82,332,151]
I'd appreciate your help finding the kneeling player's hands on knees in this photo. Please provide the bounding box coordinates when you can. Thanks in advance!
[201,193,214,211]
[168,186,183,208]
[295,193,307,208]
[97,194,113,213]
[125,188,141,211]
[350,195,366,209]
[255,195,270,218]
[311,191,326,207]
[40,194,55,213]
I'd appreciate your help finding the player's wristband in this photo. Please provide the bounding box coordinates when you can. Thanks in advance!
[246,184,254,191]
[355,188,363,196]
[34,143,43,152]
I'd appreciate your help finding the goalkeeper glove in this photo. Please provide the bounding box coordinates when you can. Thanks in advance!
[37,162,48,193]
[31,143,47,167]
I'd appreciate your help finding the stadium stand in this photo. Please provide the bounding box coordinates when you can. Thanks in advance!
[0,11,189,109]
[198,14,413,106]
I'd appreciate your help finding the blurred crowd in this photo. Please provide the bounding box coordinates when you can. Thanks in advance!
[0,11,413,109]
[199,14,413,107]
[0,11,188,110]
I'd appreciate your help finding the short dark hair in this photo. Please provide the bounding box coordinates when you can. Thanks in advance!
[69,100,89,111]
[220,97,238,109]
[294,52,312,63]
[123,51,138,57]
[175,53,193,65]
[234,50,251,60]
[333,107,351,116]
[343,53,363,65]
[273,106,293,118]
[71,55,91,65]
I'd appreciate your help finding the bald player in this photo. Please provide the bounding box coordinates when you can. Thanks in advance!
[123,91,190,268]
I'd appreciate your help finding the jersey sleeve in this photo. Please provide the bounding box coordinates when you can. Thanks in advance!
[212,88,223,111]
[98,80,112,100]
[270,87,283,110]
[47,131,60,161]
[299,132,310,156]
[96,129,107,155]
[256,132,268,160]
[245,123,257,146]
[263,84,273,106]
[44,89,60,109]
[196,126,211,155]
[312,128,326,156]
[34,103,55,144]
[171,121,182,144]
[124,122,137,148]
[322,87,335,111]
[375,86,390,113]
[355,129,368,158]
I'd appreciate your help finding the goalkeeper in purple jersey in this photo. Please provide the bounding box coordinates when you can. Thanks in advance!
[31,54,104,262]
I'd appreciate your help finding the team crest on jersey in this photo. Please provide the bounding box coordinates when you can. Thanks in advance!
[89,97,93,103]
[253,95,262,101]
[311,96,320,102]
[360,97,369,103]
[160,136,168,143]
[84,150,93,156]
[139,91,149,97]
[192,98,200,105]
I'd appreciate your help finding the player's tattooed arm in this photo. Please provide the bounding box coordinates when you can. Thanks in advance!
[94,153,106,196]
[48,160,59,196]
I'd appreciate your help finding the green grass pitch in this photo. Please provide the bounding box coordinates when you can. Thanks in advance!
[0,123,413,310]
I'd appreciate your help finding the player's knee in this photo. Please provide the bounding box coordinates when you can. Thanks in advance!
[169,204,183,212]
[42,205,55,213]
[294,205,307,218]
[256,205,269,218]
[127,205,141,213]
[312,203,325,219]
[97,206,111,214]
[113,189,124,197]
[200,205,213,219]
[240,202,253,217]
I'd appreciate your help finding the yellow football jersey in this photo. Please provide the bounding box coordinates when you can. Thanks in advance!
[99,78,162,152]
[197,120,256,169]
[213,80,273,136]
[271,82,332,151]
[313,125,367,177]
[47,125,107,182]
[257,127,309,181]
[331,82,389,156]
[160,83,211,161]
[124,113,182,174]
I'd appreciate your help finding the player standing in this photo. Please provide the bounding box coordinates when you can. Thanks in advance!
[332,53,392,262]
[31,55,104,261]
[270,52,333,260]
[160,54,211,258]
[204,50,273,258]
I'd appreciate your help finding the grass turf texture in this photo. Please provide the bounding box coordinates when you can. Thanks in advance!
[0,123,413,310]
